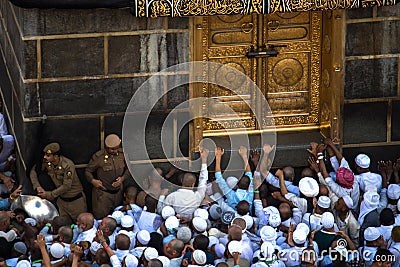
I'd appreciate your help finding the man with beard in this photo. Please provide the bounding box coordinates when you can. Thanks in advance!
[30,142,86,222]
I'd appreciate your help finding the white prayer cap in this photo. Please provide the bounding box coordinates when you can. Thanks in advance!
[157,256,170,267]
[342,195,354,209]
[208,236,219,248]
[24,218,37,226]
[90,241,103,255]
[111,210,124,224]
[260,226,277,242]
[388,184,400,200]
[355,154,370,168]
[177,227,192,243]
[263,205,279,216]
[136,230,150,245]
[13,242,27,255]
[317,196,331,209]
[268,213,281,228]
[208,228,222,237]
[121,215,134,228]
[228,240,242,254]
[260,242,275,259]
[118,230,131,238]
[16,260,30,267]
[364,191,380,207]
[124,254,138,267]
[194,208,209,220]
[165,216,180,230]
[296,223,310,236]
[214,243,225,258]
[192,217,207,232]
[364,227,381,241]
[293,229,307,244]
[193,250,207,265]
[161,206,175,219]
[209,204,223,220]
[321,212,335,229]
[299,177,319,197]
[144,247,159,261]
[242,215,254,229]
[50,243,65,259]
[226,176,239,189]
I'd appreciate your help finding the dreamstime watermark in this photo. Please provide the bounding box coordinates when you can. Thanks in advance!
[122,61,276,206]
[277,239,395,264]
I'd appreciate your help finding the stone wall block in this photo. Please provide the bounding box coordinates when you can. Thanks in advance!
[41,37,104,77]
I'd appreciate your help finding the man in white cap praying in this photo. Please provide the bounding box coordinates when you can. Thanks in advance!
[158,147,209,219]
[354,153,382,193]
[282,174,319,215]
[312,212,341,257]
[131,229,151,258]
[333,195,360,246]
[358,227,384,266]
[359,182,389,245]
[386,184,400,214]
[302,195,332,231]
[142,247,159,266]
[280,228,308,266]
[123,254,139,267]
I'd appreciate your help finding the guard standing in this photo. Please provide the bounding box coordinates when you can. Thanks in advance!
[85,134,130,219]
[30,142,87,222]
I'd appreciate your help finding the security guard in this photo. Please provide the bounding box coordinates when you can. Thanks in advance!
[30,142,87,222]
[85,134,130,219]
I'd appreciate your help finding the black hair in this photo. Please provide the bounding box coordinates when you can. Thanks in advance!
[380,208,395,226]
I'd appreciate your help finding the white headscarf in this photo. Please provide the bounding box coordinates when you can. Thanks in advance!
[358,191,380,225]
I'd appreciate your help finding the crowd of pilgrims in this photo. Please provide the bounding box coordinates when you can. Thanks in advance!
[1,138,400,267]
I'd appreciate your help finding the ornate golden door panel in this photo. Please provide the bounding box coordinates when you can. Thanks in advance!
[191,12,335,150]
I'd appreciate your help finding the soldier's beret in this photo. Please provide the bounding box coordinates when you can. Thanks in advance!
[105,134,121,148]
[43,143,60,154]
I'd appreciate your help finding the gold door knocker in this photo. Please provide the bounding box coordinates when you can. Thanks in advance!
[241,22,254,34]
[267,20,280,31]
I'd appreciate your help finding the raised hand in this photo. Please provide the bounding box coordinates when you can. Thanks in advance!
[238,146,248,158]
[253,172,262,190]
[308,156,320,173]
[316,143,327,153]
[323,137,334,147]
[263,144,275,155]
[307,142,318,158]
[215,147,224,158]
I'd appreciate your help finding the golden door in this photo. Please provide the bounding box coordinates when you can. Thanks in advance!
[191,12,341,149]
